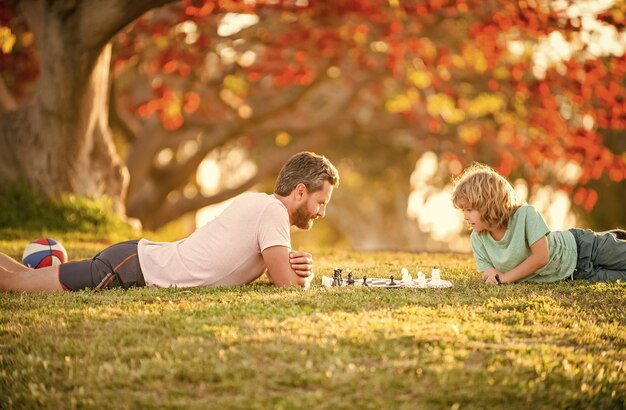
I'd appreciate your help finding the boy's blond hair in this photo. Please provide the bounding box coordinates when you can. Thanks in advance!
[451,163,520,231]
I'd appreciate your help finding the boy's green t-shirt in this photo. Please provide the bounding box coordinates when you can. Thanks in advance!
[470,205,578,283]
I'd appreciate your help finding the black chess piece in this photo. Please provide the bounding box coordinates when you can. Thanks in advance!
[333,268,341,287]
[362,276,368,286]
[389,275,396,286]
[347,271,355,285]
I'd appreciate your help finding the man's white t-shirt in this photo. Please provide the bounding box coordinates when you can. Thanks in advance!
[137,193,291,287]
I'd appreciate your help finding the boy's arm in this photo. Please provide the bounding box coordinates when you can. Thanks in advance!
[471,235,498,281]
[262,246,313,287]
[484,236,550,284]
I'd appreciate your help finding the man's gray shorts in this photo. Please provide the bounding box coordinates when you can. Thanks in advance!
[58,240,146,291]
[569,228,626,282]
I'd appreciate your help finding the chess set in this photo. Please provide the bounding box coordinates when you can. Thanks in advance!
[321,267,453,289]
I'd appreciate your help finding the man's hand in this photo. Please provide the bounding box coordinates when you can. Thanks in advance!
[289,251,313,278]
[261,248,315,288]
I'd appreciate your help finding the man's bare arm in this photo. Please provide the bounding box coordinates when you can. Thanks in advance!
[262,246,309,287]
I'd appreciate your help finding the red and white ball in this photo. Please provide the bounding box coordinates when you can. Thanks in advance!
[22,238,68,269]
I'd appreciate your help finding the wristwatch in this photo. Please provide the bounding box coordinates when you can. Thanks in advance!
[495,274,502,285]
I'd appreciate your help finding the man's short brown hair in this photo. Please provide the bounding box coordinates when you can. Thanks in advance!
[274,152,340,196]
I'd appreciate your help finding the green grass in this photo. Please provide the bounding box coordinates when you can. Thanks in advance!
[0,183,139,242]
[1,240,625,409]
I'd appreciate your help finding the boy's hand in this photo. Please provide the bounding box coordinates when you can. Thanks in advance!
[289,251,313,278]
[482,269,502,285]
[484,275,499,285]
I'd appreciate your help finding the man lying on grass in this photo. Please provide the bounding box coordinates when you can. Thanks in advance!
[0,152,339,292]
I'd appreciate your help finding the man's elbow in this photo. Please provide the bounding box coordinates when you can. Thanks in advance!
[271,275,307,288]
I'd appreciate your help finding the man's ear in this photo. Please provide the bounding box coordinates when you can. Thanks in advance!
[294,183,307,200]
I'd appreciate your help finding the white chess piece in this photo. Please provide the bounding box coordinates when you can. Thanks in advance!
[431,266,441,283]
[416,270,427,288]
[428,267,453,288]
[401,267,412,284]
[304,272,315,290]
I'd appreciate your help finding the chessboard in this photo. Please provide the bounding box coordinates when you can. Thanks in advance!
[321,268,453,289]
[321,275,410,288]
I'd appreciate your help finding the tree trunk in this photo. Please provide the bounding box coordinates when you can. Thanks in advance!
[0,0,175,213]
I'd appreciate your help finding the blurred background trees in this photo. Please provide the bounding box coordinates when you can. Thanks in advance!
[1,0,625,250]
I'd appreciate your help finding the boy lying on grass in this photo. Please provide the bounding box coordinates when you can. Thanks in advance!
[0,152,338,292]
[451,163,626,285]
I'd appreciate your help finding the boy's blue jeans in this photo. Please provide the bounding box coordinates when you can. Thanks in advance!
[569,228,626,282]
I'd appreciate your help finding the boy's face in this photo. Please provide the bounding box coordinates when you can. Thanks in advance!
[462,207,488,232]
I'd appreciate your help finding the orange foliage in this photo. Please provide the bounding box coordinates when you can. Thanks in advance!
[91,0,626,213]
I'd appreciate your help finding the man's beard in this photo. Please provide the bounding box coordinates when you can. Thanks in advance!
[293,205,315,230]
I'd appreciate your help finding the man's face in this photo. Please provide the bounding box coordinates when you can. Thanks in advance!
[293,181,333,230]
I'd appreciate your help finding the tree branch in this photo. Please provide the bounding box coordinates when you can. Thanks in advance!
[146,131,331,228]
[248,70,383,136]
[80,0,179,49]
